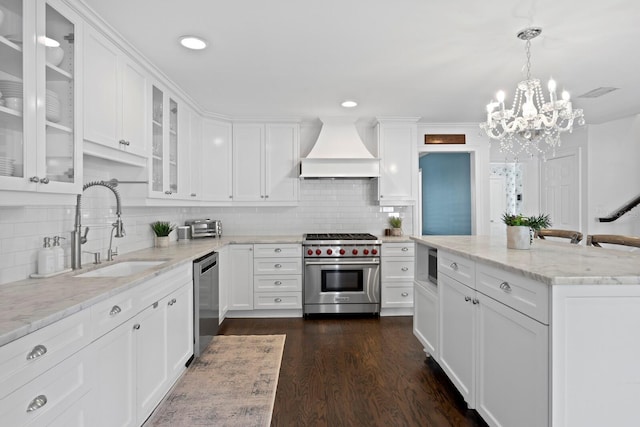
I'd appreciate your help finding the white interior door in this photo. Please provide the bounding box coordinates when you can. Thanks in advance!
[541,149,580,232]
[489,176,507,236]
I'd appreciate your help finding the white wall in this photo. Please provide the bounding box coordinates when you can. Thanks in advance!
[587,114,640,237]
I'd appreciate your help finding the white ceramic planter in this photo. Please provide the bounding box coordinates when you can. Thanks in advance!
[506,226,531,250]
[155,236,169,248]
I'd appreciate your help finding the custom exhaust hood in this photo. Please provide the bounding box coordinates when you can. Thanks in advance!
[299,117,380,178]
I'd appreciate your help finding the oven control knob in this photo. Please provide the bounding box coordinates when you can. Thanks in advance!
[363,249,369,255]
[371,249,378,255]
[339,249,346,255]
[327,249,333,255]
[352,249,358,255]
[307,249,313,256]
[316,249,322,255]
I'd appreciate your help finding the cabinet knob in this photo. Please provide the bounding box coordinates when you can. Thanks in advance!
[274,298,282,303]
[380,195,384,198]
[265,195,269,198]
[274,248,282,253]
[401,267,409,271]
[168,298,177,306]
[119,139,130,146]
[26,395,47,413]
[260,195,265,198]
[464,296,471,302]
[229,195,233,199]
[26,344,48,360]
[472,298,479,305]
[191,193,197,197]
[274,281,282,285]
[450,262,458,271]
[274,264,282,268]
[29,176,40,183]
[39,177,50,184]
[402,247,409,251]
[499,281,512,293]
[165,190,172,195]
[401,292,409,297]
[133,324,141,330]
[109,305,122,316]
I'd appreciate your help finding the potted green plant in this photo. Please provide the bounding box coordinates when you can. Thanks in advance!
[150,221,176,248]
[388,216,403,236]
[502,213,551,249]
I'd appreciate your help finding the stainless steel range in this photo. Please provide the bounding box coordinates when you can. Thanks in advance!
[303,233,381,315]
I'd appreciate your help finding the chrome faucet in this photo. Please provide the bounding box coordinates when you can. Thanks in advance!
[71,180,125,270]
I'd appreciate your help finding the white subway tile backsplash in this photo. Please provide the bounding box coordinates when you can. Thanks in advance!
[0,178,412,284]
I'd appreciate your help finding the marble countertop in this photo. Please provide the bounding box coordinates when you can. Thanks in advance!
[411,235,640,286]
[380,235,414,243]
[0,235,302,347]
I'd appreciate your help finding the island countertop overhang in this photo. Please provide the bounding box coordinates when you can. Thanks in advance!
[411,235,640,286]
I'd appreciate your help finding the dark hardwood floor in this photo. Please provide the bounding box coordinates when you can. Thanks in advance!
[218,316,488,427]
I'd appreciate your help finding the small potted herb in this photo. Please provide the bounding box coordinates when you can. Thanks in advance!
[502,213,551,249]
[388,216,403,236]
[150,221,176,248]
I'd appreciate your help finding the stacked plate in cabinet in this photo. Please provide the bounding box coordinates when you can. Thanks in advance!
[46,89,61,123]
[0,80,23,112]
[0,156,15,177]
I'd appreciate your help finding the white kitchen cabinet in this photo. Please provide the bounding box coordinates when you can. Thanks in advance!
[200,118,233,202]
[376,119,418,205]
[165,282,193,382]
[381,242,414,314]
[476,292,548,427]
[217,245,229,321]
[413,278,438,358]
[83,25,147,162]
[149,84,187,199]
[0,0,82,199]
[228,244,254,311]
[232,122,299,204]
[438,273,476,404]
[253,244,302,312]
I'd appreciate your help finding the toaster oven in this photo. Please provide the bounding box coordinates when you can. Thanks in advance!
[185,219,222,238]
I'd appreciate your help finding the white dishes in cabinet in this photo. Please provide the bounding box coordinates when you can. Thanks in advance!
[0,156,15,176]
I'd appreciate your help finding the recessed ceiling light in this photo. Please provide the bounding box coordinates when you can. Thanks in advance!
[341,100,358,108]
[179,36,208,50]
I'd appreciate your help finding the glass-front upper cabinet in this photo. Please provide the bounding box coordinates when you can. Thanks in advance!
[150,84,181,198]
[0,0,81,195]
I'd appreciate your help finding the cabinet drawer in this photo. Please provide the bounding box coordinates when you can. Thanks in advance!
[137,263,192,309]
[254,275,302,292]
[0,346,92,426]
[90,286,139,340]
[476,263,549,324]
[253,244,301,258]
[382,259,415,281]
[0,310,91,400]
[438,251,475,287]
[254,292,302,309]
[382,243,415,257]
[381,284,414,308]
[253,258,302,275]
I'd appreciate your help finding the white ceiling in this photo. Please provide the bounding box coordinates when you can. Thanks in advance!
[81,0,640,124]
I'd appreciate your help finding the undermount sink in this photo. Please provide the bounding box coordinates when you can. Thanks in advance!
[74,261,166,278]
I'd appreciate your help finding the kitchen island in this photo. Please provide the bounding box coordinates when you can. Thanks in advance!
[412,235,640,427]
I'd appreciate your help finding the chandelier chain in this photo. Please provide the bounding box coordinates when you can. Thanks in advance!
[525,39,532,80]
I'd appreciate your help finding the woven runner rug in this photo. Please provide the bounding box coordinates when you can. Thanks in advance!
[146,334,286,427]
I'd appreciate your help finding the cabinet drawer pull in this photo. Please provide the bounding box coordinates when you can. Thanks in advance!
[464,296,471,302]
[191,193,197,197]
[274,298,282,303]
[274,281,282,285]
[402,247,409,251]
[472,298,479,305]
[109,305,122,316]
[274,264,282,268]
[133,324,141,330]
[499,281,512,293]
[274,248,282,253]
[168,298,177,306]
[26,344,47,360]
[26,395,47,413]
[401,267,409,272]
[119,139,130,146]
[450,262,458,271]
[401,292,409,297]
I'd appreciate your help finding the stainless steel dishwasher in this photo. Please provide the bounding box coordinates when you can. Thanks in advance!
[193,251,219,357]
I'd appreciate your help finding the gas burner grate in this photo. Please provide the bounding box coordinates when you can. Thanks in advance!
[304,233,378,241]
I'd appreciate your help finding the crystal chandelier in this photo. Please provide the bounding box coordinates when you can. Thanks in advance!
[480,27,585,160]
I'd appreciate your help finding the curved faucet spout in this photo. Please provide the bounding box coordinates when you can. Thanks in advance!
[71,181,125,270]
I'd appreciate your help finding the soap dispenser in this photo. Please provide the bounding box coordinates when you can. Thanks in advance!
[37,237,56,275]
[52,236,65,272]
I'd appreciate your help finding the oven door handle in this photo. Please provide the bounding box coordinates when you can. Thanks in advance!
[304,260,380,266]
